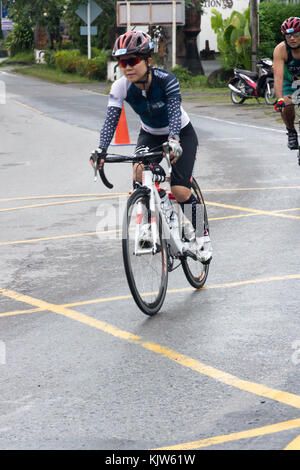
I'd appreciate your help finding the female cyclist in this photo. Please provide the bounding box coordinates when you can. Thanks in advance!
[90,30,212,263]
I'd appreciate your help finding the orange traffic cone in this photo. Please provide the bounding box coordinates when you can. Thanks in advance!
[112,105,135,146]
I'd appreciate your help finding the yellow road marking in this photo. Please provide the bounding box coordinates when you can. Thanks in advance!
[0,210,289,247]
[0,195,127,213]
[1,274,300,314]
[209,213,258,221]
[0,307,42,318]
[273,208,300,214]
[206,201,300,220]
[0,228,122,247]
[14,100,44,115]
[0,193,128,203]
[1,287,300,412]
[1,186,300,205]
[285,433,300,450]
[0,231,97,247]
[154,418,300,450]
[204,186,300,193]
[62,274,300,308]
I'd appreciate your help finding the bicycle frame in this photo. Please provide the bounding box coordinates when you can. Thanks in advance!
[138,162,195,260]
[94,144,200,259]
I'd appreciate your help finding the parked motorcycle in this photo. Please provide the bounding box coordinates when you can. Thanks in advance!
[228,58,276,105]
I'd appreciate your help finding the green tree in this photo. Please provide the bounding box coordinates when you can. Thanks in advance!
[259,1,300,58]
[211,7,251,70]
[3,0,81,49]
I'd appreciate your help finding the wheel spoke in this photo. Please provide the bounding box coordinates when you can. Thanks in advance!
[122,190,168,315]
[181,179,210,289]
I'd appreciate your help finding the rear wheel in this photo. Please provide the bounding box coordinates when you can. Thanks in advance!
[264,81,276,105]
[122,188,168,316]
[230,79,246,105]
[181,179,210,289]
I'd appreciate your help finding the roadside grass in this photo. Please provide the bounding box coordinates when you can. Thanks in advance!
[0,51,35,66]
[12,64,101,84]
[182,90,230,103]
[10,63,230,97]
[5,61,278,112]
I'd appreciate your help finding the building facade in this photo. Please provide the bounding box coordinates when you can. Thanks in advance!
[198,0,253,54]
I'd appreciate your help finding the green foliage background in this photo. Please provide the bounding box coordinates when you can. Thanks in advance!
[259,1,300,58]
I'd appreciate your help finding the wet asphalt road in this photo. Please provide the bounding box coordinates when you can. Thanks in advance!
[1,70,300,451]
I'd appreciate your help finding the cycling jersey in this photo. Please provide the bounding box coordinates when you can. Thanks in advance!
[99,67,189,149]
[283,43,300,95]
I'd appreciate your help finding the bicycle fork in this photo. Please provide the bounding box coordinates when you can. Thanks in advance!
[134,171,159,256]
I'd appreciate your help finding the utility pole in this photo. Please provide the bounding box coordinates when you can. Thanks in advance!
[127,0,131,31]
[250,0,258,72]
[87,0,91,59]
[172,0,176,68]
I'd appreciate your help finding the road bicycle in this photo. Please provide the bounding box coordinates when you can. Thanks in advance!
[93,143,211,316]
[293,90,300,166]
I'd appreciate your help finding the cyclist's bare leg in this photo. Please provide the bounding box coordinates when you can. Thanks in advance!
[282,102,296,129]
[133,163,143,184]
[171,185,191,202]
[281,102,299,149]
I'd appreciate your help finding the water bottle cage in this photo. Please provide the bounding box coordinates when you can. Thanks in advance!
[159,200,173,228]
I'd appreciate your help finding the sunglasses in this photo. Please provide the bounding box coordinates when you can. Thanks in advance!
[286,31,300,39]
[119,57,142,68]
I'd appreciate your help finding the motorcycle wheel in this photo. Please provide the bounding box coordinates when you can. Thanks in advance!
[231,91,246,104]
[264,82,276,105]
[230,80,246,105]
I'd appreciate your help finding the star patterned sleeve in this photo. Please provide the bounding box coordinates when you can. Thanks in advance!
[163,72,182,139]
[99,106,122,150]
[167,97,182,139]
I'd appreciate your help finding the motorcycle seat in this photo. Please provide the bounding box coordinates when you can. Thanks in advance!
[235,69,259,80]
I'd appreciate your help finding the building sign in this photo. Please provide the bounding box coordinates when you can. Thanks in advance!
[117,1,185,26]
[198,0,252,54]
[1,2,13,31]
[203,0,233,8]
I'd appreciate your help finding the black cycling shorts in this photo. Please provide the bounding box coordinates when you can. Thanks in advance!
[135,122,198,189]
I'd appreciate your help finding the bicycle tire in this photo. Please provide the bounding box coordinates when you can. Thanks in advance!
[181,178,210,289]
[122,188,168,316]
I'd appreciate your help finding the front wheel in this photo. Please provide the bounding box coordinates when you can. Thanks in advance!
[122,188,168,316]
[264,81,276,105]
[181,178,210,289]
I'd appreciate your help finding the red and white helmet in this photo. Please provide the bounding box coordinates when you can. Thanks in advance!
[281,17,300,35]
[112,31,154,57]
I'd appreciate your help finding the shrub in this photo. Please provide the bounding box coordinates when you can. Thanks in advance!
[170,65,193,86]
[44,49,56,67]
[86,57,107,80]
[259,1,300,58]
[53,49,108,80]
[4,22,34,56]
[54,50,80,73]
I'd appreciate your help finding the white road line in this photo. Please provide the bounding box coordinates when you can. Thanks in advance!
[191,113,285,133]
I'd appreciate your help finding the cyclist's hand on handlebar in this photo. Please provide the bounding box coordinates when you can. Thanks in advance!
[168,138,182,163]
[274,95,294,112]
[274,98,285,112]
[90,148,107,170]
